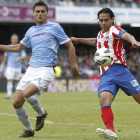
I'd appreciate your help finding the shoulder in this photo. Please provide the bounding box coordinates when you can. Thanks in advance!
[48,21,62,29]
[48,21,60,26]
[28,26,35,31]
[111,25,123,31]
[26,26,36,34]
[97,30,102,35]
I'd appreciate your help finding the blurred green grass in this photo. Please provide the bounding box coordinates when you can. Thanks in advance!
[0,91,140,140]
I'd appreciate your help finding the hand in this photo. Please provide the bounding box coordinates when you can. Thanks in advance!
[132,41,140,48]
[71,66,80,79]
[15,58,20,63]
[70,37,79,44]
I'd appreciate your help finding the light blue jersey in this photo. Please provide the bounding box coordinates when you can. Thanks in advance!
[4,50,26,68]
[20,21,70,67]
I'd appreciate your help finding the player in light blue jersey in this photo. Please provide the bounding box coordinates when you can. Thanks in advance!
[2,34,26,99]
[0,1,80,138]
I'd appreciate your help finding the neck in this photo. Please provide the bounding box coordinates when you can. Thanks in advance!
[36,20,47,26]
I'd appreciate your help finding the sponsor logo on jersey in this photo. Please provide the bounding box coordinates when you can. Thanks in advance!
[30,33,50,38]
[131,80,139,87]
[98,38,109,42]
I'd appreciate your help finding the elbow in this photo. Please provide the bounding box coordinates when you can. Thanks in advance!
[17,46,23,52]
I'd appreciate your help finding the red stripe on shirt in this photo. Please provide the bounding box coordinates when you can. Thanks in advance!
[114,25,122,31]
[104,41,109,49]
[101,66,105,74]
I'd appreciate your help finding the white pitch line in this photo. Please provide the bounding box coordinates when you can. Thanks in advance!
[0,113,54,124]
[0,113,137,127]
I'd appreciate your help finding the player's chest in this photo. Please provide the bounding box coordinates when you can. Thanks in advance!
[97,32,113,43]
[30,28,53,42]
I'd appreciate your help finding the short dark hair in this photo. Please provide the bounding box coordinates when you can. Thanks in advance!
[98,8,114,19]
[33,1,48,12]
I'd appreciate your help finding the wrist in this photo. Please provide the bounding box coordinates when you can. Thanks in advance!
[71,65,76,69]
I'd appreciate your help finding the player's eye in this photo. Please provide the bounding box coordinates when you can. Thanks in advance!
[41,10,45,13]
[36,10,40,13]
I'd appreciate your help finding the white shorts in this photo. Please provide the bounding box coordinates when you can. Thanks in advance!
[16,67,55,96]
[6,67,22,80]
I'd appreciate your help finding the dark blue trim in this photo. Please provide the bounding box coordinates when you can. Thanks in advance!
[118,30,126,38]
[101,105,111,109]
[95,38,97,42]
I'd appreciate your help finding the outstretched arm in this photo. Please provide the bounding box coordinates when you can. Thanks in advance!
[1,55,7,77]
[70,37,97,46]
[15,55,27,63]
[0,43,26,52]
[64,40,80,79]
[121,32,140,48]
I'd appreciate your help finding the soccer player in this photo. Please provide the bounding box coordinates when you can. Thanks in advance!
[71,8,140,140]
[0,1,79,138]
[2,34,26,99]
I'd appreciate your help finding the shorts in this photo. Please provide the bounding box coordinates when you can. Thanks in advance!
[6,67,22,80]
[16,67,55,96]
[98,64,140,97]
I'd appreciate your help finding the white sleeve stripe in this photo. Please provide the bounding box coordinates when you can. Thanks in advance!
[20,40,26,46]
[60,38,70,45]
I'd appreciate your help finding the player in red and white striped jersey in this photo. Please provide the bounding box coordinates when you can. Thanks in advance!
[71,8,140,140]
[96,25,127,75]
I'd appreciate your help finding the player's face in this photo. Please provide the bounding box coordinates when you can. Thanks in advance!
[99,13,114,32]
[11,36,19,45]
[33,6,48,26]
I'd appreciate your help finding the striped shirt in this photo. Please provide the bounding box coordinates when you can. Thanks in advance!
[96,25,127,75]
[20,21,70,67]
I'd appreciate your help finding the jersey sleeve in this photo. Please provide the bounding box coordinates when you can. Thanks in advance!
[53,24,70,45]
[112,26,126,39]
[20,29,31,48]
[4,51,8,57]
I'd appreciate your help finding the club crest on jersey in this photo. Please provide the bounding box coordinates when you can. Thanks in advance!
[131,80,139,87]
[46,26,50,31]
[105,32,109,38]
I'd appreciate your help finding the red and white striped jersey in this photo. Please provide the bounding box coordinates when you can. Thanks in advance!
[96,25,127,75]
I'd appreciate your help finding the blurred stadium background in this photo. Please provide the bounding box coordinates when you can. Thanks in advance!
[1,1,140,140]
[0,0,140,92]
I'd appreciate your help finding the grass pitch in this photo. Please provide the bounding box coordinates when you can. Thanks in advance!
[0,91,140,140]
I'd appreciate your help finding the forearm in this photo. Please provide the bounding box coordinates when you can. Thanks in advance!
[2,56,7,72]
[68,45,76,67]
[0,45,21,52]
[2,65,6,72]
[77,38,96,46]
[122,32,136,44]
[18,55,27,60]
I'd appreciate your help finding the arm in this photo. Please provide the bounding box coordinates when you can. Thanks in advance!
[121,32,140,48]
[1,55,7,76]
[70,37,97,46]
[0,43,26,52]
[64,40,80,79]
[15,55,27,63]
